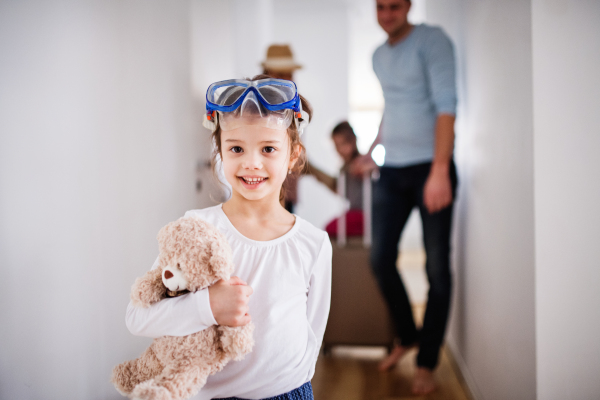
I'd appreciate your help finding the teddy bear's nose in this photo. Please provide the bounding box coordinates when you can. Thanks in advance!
[164,270,174,279]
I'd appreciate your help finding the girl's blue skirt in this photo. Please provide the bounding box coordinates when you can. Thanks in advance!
[214,381,314,400]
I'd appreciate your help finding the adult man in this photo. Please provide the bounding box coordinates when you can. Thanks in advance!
[352,0,457,394]
[261,44,303,212]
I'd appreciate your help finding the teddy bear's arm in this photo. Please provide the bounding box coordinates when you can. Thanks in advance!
[218,323,255,362]
[130,267,166,308]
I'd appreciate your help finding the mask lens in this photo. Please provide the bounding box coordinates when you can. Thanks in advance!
[256,83,296,105]
[209,83,248,106]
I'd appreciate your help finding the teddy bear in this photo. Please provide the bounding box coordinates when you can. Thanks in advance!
[111,215,254,400]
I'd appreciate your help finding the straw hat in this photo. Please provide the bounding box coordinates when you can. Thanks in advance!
[261,44,303,72]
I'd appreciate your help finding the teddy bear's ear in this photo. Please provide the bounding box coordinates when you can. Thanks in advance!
[208,231,233,279]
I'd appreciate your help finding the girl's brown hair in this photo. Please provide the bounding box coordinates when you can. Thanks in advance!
[210,74,313,201]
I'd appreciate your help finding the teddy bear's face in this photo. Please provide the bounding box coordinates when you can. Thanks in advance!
[157,216,234,294]
[162,263,189,292]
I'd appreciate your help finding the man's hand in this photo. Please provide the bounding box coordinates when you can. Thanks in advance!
[349,154,378,177]
[209,276,253,327]
[423,164,453,214]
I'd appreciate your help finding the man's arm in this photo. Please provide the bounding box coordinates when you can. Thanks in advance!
[423,114,455,213]
[423,28,457,213]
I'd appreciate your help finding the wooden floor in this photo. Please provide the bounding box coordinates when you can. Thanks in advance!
[312,250,471,400]
[312,343,471,400]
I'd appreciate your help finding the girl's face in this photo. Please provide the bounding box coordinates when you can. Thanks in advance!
[221,125,298,203]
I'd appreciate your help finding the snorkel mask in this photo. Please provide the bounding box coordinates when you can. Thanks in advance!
[203,78,309,135]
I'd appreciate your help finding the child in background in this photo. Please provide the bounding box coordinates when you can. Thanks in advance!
[306,121,365,237]
[125,75,332,400]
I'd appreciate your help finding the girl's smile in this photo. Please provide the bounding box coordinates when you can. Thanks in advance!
[238,175,268,189]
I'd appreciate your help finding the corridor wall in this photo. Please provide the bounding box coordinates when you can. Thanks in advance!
[428,0,600,398]
[0,1,200,398]
[425,1,536,399]
[532,1,600,398]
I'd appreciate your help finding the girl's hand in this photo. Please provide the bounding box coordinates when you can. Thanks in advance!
[208,276,253,327]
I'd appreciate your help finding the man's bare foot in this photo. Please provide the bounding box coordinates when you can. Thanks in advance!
[378,344,414,371]
[412,367,437,395]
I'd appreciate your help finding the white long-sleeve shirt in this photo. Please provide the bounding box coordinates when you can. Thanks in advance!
[126,205,332,399]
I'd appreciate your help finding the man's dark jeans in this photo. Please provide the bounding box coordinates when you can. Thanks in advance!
[370,162,457,370]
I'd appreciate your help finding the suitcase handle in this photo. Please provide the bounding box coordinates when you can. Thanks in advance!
[336,171,372,248]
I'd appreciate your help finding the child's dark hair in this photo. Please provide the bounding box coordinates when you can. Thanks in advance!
[210,74,313,201]
[331,121,356,141]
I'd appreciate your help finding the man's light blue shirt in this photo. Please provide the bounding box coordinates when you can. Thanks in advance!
[373,24,457,167]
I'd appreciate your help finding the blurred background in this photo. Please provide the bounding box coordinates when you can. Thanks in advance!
[1,0,599,399]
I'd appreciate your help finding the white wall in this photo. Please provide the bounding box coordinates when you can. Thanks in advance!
[429,1,600,399]
[532,1,600,398]
[0,1,201,398]
[426,1,537,398]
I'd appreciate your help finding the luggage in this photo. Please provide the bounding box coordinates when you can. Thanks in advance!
[322,173,395,352]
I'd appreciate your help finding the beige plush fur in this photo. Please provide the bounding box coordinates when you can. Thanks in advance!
[112,216,254,400]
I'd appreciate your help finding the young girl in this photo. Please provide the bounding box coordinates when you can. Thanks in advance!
[305,121,365,237]
[126,75,332,400]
